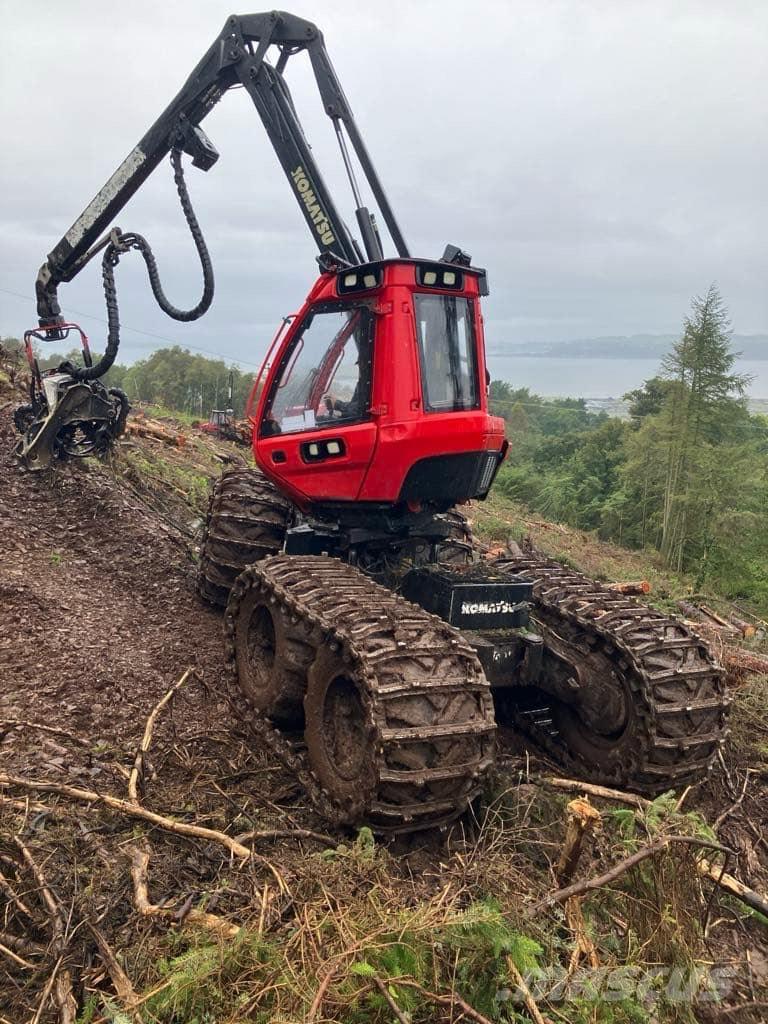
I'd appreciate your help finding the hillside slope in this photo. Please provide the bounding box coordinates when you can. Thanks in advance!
[0,383,766,1023]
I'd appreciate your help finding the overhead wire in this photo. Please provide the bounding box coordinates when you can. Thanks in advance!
[0,285,264,369]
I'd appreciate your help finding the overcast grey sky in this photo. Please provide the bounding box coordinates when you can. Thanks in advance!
[1,0,766,369]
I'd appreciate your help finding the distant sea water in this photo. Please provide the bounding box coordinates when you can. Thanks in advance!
[485,355,768,400]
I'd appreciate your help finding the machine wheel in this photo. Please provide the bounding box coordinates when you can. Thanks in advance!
[303,646,379,809]
[197,468,290,607]
[494,555,730,793]
[225,555,496,833]
[231,581,314,725]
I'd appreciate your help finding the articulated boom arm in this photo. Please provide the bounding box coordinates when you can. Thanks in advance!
[36,9,409,326]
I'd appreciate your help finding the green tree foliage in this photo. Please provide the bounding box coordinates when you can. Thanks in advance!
[10,340,258,420]
[655,286,752,569]
[493,287,768,613]
[623,376,675,421]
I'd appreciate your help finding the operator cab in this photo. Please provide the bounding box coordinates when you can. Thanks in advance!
[252,258,507,515]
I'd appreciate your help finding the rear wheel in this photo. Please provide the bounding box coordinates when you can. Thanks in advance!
[197,468,290,607]
[494,555,729,792]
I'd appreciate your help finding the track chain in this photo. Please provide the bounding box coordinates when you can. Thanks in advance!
[224,554,496,833]
[494,554,730,792]
[198,469,290,606]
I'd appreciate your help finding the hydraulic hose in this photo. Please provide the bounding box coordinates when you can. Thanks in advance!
[65,149,214,381]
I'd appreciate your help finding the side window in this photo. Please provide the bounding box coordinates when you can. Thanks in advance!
[261,305,374,436]
[414,294,479,412]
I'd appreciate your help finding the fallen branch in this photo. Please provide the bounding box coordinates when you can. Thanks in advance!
[698,858,768,919]
[128,668,193,804]
[542,776,650,810]
[395,979,495,1024]
[306,966,337,1021]
[3,772,247,860]
[234,827,337,848]
[89,923,142,1020]
[714,769,754,832]
[14,837,77,1024]
[128,844,240,939]
[701,604,738,631]
[528,774,767,919]
[527,835,733,915]
[0,771,287,892]
[0,930,45,957]
[507,957,549,1024]
[30,955,64,1024]
[0,865,34,920]
[0,795,54,816]
[0,720,88,747]
[0,939,37,971]
[372,975,410,1024]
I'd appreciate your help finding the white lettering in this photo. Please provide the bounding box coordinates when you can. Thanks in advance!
[291,167,336,246]
[461,601,516,616]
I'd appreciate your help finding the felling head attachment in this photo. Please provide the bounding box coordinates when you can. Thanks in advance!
[13,324,129,470]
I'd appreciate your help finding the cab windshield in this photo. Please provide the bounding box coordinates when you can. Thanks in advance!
[261,303,374,436]
[414,294,479,412]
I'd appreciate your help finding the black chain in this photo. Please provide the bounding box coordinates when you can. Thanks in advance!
[67,149,214,381]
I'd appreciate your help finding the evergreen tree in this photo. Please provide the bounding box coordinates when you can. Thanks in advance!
[658,285,751,568]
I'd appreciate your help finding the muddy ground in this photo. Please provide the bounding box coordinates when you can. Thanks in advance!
[1,385,767,1023]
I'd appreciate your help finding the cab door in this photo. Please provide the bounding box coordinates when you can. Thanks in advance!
[255,301,377,505]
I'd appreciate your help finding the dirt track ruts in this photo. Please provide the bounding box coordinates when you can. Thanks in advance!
[0,406,227,776]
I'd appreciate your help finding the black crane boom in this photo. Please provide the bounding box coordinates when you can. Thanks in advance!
[36,10,409,326]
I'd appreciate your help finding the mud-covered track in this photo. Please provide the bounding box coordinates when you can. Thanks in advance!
[224,554,496,833]
[198,468,290,606]
[494,555,730,792]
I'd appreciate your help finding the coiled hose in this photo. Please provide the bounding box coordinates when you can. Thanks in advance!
[64,148,214,381]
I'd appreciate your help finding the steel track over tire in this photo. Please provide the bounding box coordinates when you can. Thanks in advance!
[231,581,315,726]
[197,468,290,607]
[494,555,730,793]
[225,555,496,833]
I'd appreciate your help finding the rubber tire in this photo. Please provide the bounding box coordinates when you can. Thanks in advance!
[198,468,290,607]
[303,646,379,813]
[232,586,311,725]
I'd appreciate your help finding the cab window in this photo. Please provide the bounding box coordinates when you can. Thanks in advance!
[414,294,479,412]
[261,304,374,436]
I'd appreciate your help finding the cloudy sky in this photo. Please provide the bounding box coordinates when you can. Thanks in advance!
[1,0,766,371]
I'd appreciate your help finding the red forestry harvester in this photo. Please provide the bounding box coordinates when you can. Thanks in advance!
[16,12,729,832]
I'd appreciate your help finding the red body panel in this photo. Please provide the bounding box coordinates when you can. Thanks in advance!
[253,261,507,510]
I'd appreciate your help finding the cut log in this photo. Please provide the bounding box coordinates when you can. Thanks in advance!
[677,601,740,638]
[728,614,757,639]
[125,418,186,447]
[607,580,651,595]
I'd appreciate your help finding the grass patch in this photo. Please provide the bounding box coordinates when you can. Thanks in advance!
[144,403,201,427]
[122,447,211,515]
[120,797,731,1024]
